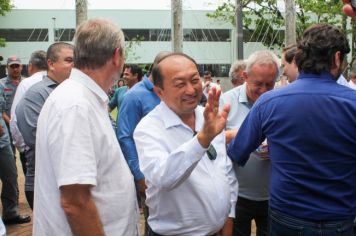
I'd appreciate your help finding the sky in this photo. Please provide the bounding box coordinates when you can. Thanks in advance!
[11,0,226,10]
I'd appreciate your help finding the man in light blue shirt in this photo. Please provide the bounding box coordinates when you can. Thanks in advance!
[220,50,279,236]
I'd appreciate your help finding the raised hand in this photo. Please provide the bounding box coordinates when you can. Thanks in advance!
[197,87,230,148]
[342,0,356,18]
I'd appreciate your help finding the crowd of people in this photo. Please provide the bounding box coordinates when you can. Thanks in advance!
[0,1,355,236]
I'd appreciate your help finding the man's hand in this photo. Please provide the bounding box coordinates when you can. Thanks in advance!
[198,87,230,148]
[218,217,233,236]
[225,129,238,145]
[342,0,356,18]
[136,178,147,197]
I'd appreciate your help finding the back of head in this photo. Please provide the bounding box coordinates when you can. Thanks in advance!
[229,60,246,80]
[74,18,125,70]
[245,50,280,80]
[29,50,47,71]
[295,24,350,75]
[282,44,297,64]
[47,42,74,63]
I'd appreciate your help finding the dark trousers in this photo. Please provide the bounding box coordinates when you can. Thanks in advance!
[19,151,27,176]
[269,208,354,236]
[0,144,19,219]
[25,191,33,210]
[233,196,268,236]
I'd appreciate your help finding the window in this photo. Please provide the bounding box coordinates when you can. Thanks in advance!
[0,29,48,42]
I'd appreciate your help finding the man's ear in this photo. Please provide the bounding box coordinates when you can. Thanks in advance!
[153,86,163,99]
[333,51,341,69]
[242,71,249,81]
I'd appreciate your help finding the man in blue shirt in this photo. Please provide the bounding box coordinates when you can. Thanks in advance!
[108,64,142,127]
[118,51,169,235]
[228,23,355,235]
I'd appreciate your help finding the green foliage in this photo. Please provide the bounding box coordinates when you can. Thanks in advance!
[207,0,347,49]
[124,36,144,63]
[0,0,13,47]
[0,0,12,16]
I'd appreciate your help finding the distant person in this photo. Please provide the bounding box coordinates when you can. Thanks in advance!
[220,50,279,236]
[108,64,142,122]
[134,52,238,235]
[228,23,355,236]
[202,70,219,98]
[16,42,74,209]
[0,56,24,158]
[0,74,31,225]
[10,50,47,175]
[281,44,298,83]
[229,60,246,88]
[33,18,139,235]
[118,79,125,87]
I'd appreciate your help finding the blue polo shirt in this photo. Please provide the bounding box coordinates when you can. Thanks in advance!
[227,72,356,220]
[118,76,160,181]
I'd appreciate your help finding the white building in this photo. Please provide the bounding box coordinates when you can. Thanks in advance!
[0,9,274,77]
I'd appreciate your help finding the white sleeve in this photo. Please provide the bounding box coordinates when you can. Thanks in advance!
[47,104,97,188]
[134,125,207,191]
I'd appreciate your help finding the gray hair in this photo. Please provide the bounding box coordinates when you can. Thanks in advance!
[245,50,280,80]
[73,18,125,70]
[29,50,47,70]
[229,60,246,80]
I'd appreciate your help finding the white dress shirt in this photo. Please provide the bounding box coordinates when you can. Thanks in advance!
[348,80,356,90]
[134,102,238,236]
[10,71,46,151]
[33,69,139,236]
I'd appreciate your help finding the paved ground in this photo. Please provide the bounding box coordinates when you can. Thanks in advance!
[2,155,256,236]
[1,157,32,236]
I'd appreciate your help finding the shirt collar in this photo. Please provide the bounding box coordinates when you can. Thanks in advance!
[143,76,155,91]
[69,68,109,103]
[5,75,22,83]
[160,101,203,132]
[298,72,336,81]
[43,75,59,87]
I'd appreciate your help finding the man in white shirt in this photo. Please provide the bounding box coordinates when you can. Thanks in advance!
[134,53,238,236]
[10,50,47,175]
[33,18,139,236]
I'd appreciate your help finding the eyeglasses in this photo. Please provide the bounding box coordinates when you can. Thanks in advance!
[9,64,20,69]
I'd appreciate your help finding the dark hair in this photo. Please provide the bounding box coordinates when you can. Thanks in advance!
[47,42,74,62]
[152,52,198,89]
[295,24,350,75]
[29,50,47,70]
[125,64,143,81]
[282,44,297,64]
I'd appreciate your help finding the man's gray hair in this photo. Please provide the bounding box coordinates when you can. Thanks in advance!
[245,50,280,80]
[229,60,246,80]
[29,50,47,70]
[74,18,125,70]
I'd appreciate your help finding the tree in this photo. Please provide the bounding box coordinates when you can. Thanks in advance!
[0,0,13,47]
[207,0,348,49]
